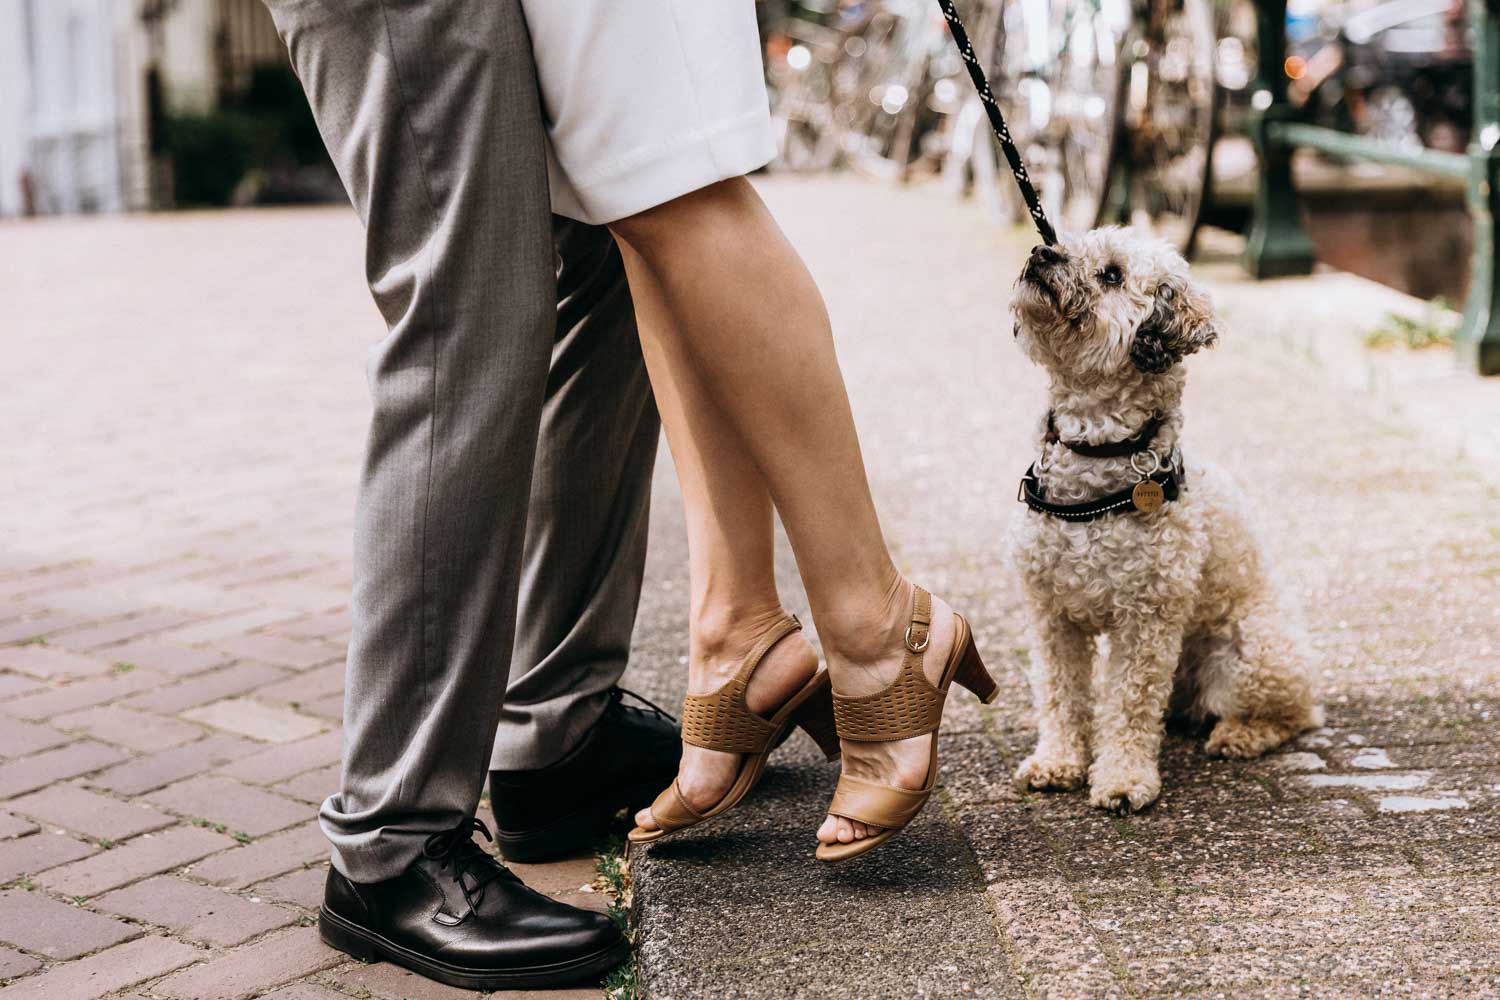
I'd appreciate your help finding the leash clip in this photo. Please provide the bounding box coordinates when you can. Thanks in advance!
[1130,450,1162,478]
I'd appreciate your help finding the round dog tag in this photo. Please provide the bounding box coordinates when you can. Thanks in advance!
[1132,480,1165,513]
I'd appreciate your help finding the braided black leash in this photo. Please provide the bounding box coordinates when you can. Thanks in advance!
[935,0,1058,246]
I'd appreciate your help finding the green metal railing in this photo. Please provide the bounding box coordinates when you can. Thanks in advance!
[1243,0,1500,375]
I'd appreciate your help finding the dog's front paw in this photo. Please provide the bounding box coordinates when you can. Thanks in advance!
[1014,752,1089,792]
[1205,718,1297,759]
[1087,761,1161,814]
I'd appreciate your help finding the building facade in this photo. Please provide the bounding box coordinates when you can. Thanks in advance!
[0,0,286,218]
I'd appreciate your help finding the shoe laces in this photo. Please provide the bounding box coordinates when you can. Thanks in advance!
[420,818,511,911]
[610,686,677,724]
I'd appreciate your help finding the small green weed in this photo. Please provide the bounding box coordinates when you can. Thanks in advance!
[1364,300,1457,350]
[596,824,638,1000]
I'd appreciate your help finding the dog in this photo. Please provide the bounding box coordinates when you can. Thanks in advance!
[1008,227,1321,814]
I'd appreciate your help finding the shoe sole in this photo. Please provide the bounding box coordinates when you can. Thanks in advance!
[318,905,629,991]
[497,779,663,864]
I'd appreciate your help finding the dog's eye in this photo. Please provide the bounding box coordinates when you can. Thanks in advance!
[1100,264,1124,287]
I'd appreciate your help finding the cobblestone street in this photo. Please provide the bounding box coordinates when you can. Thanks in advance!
[2,176,1498,998]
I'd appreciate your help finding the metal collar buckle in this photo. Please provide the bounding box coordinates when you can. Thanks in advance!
[904,623,930,653]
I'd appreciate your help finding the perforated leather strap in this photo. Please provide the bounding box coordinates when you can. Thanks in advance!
[680,615,802,753]
[831,587,945,742]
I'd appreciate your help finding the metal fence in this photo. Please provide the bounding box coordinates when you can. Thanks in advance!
[1243,0,1499,374]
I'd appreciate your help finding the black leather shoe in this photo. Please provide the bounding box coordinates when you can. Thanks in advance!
[490,687,682,862]
[318,819,626,990]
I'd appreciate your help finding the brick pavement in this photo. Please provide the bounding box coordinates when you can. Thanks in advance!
[2,179,1498,999]
[2,208,608,999]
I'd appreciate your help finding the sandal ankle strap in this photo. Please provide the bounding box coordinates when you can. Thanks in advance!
[681,614,802,753]
[831,586,945,742]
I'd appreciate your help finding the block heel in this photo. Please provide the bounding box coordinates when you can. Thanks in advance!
[953,636,999,704]
[789,677,842,760]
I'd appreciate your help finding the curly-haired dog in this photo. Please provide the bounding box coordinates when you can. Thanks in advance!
[1008,228,1321,813]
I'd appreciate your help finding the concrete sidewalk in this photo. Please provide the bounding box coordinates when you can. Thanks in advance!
[626,179,1500,999]
[1,176,1497,999]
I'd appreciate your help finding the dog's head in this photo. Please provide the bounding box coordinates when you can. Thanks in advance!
[1011,227,1219,383]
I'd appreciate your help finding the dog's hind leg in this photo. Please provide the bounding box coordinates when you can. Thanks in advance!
[1014,613,1093,792]
[1199,601,1322,759]
[1088,615,1183,813]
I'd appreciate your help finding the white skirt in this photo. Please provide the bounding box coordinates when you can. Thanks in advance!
[520,0,776,225]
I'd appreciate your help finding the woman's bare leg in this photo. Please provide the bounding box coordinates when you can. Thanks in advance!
[610,178,961,846]
[620,246,820,831]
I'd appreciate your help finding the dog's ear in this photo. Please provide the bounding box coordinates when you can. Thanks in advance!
[1128,277,1219,374]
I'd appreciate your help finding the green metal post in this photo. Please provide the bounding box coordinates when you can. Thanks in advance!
[1242,0,1317,278]
[1457,0,1500,374]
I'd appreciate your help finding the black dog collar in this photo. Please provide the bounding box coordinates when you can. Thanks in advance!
[1018,460,1183,521]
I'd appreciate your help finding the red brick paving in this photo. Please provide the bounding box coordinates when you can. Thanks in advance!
[0,935,200,1000]
[5,784,175,841]
[95,875,297,947]
[151,925,344,999]
[0,887,140,959]
[144,776,309,837]
[36,826,237,898]
[190,822,328,890]
[51,704,207,752]
[0,720,69,758]
[0,742,129,799]
[91,734,255,797]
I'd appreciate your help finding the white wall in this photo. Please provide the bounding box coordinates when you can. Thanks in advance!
[159,0,219,113]
[0,0,35,216]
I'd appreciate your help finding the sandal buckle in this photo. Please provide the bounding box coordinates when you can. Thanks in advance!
[904,623,930,653]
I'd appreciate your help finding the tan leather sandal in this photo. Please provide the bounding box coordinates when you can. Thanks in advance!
[815,586,997,864]
[628,614,840,845]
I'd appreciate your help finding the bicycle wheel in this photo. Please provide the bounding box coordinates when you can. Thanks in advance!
[1113,0,1217,254]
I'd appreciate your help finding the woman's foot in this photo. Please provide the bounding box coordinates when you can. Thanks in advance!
[632,609,820,833]
[815,579,958,847]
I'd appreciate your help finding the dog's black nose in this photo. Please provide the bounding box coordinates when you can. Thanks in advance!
[1030,244,1066,267]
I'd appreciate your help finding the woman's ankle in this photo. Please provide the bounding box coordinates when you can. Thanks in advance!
[689,599,794,671]
[813,574,915,671]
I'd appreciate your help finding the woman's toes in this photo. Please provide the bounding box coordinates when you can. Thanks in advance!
[634,806,657,831]
[852,820,868,840]
[836,817,855,843]
[817,814,839,843]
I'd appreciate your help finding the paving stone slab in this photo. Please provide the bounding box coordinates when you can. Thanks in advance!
[103,640,233,677]
[0,740,127,799]
[0,945,40,981]
[0,934,200,1000]
[191,820,328,888]
[146,776,311,837]
[0,719,69,758]
[183,698,329,743]
[95,875,297,947]
[0,887,140,959]
[50,704,206,752]
[35,825,236,897]
[214,730,343,785]
[150,925,342,999]
[5,784,175,841]
[0,830,96,882]
[91,734,255,796]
